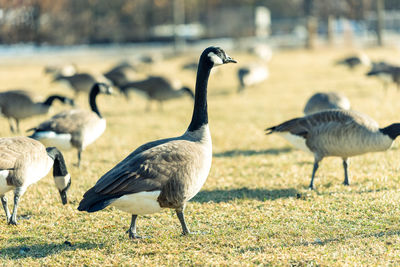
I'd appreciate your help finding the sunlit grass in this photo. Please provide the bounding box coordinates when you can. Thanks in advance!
[1,47,400,265]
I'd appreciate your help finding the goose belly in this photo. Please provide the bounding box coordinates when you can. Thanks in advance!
[111,191,162,215]
[0,171,13,195]
[279,132,312,154]
[82,119,106,148]
[244,68,268,86]
[32,132,73,150]
[313,132,393,157]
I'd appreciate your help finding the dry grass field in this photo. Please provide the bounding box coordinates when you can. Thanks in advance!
[1,46,400,266]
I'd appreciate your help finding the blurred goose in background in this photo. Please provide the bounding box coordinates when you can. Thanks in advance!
[248,43,273,62]
[53,73,98,97]
[78,46,236,239]
[119,76,194,111]
[303,92,351,115]
[103,61,137,88]
[29,83,113,167]
[0,137,71,225]
[237,63,269,92]
[44,63,77,77]
[366,62,400,90]
[0,90,75,133]
[335,53,370,69]
[266,109,400,189]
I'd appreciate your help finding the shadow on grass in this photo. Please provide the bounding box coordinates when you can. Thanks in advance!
[0,241,102,259]
[213,147,292,158]
[192,187,298,203]
[293,230,400,247]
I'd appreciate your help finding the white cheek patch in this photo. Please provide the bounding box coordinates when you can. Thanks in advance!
[208,52,223,66]
[54,174,71,190]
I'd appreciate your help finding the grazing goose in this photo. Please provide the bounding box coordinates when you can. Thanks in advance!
[265,109,400,189]
[78,46,236,238]
[29,83,113,167]
[0,90,75,133]
[367,63,400,90]
[303,92,351,115]
[237,63,269,92]
[336,54,370,69]
[0,137,71,225]
[119,76,194,110]
[53,73,97,97]
[103,62,137,88]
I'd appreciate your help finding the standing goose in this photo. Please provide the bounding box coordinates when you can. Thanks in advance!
[303,92,350,115]
[29,83,113,167]
[103,62,137,88]
[265,109,400,189]
[0,137,71,225]
[0,90,75,133]
[78,47,236,238]
[119,76,194,111]
[53,73,97,97]
[367,63,400,91]
[237,63,269,92]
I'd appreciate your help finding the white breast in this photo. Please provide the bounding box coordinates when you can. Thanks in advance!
[82,119,106,148]
[279,132,312,154]
[0,170,13,195]
[33,132,73,150]
[111,191,162,215]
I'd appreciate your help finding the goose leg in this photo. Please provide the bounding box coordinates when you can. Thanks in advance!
[126,215,141,239]
[9,189,23,225]
[145,101,152,112]
[158,101,163,111]
[343,158,349,186]
[8,118,15,133]
[1,195,10,223]
[15,119,20,133]
[176,209,190,235]
[77,149,82,167]
[309,158,321,190]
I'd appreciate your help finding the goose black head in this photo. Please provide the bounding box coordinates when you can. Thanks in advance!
[201,46,237,68]
[380,123,400,140]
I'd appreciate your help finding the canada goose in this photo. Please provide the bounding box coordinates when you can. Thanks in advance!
[53,73,97,97]
[336,54,370,69]
[78,46,236,238]
[303,92,351,115]
[237,64,269,92]
[103,62,137,88]
[0,90,75,133]
[367,63,400,90]
[44,64,77,77]
[265,109,400,189]
[0,136,71,225]
[29,83,113,167]
[119,76,194,111]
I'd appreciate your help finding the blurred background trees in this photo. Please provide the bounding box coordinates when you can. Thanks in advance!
[0,0,399,46]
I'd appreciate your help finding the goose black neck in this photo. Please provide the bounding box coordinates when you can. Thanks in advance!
[187,59,212,132]
[46,147,68,177]
[42,95,65,106]
[380,123,400,140]
[89,84,102,118]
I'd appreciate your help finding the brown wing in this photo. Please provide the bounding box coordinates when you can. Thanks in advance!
[93,138,198,196]
[34,109,99,134]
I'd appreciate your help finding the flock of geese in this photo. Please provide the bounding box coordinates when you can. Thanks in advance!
[1,46,400,239]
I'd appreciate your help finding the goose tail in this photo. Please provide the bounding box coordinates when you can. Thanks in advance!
[77,187,118,213]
